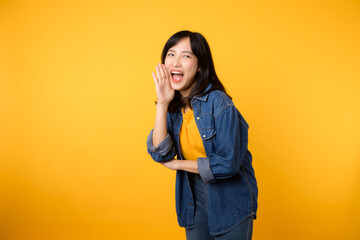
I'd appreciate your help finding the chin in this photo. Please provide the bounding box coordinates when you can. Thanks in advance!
[171,82,183,91]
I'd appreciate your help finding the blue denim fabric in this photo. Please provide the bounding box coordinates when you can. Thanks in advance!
[186,173,253,240]
[147,85,258,235]
[185,173,212,240]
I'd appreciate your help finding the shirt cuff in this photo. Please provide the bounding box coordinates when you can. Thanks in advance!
[197,157,215,182]
[147,129,173,156]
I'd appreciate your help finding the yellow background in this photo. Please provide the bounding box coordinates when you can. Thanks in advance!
[1,0,359,239]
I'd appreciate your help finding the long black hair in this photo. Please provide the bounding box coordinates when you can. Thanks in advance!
[161,30,231,113]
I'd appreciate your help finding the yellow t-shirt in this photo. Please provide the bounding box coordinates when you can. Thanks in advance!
[179,108,207,160]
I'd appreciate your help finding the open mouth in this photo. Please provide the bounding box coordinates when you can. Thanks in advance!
[171,71,184,82]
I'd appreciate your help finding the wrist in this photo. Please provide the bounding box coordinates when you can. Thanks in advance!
[174,160,180,170]
[156,102,170,110]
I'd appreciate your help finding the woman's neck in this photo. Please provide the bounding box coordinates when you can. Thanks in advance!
[183,106,190,113]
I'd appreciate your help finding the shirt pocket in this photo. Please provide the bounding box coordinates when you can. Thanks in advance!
[201,128,216,141]
[197,113,216,141]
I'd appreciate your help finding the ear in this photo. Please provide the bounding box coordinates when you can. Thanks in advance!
[197,67,201,72]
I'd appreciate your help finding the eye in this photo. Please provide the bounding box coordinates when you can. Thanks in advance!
[167,53,174,57]
[183,55,191,58]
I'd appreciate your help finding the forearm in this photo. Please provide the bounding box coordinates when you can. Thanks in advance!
[177,160,199,174]
[161,159,199,174]
[153,103,169,147]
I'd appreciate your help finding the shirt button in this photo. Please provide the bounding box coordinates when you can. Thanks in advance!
[189,202,193,206]
[196,117,200,120]
[203,135,206,138]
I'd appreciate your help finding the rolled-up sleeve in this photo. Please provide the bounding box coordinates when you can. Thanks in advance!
[147,129,176,162]
[197,157,215,182]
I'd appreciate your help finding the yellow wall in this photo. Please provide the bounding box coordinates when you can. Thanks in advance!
[1,0,359,239]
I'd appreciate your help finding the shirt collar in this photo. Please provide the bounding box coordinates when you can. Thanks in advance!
[192,84,212,102]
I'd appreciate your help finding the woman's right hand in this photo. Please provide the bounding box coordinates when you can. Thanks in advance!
[152,63,175,106]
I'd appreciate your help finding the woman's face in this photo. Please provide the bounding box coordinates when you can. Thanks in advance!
[164,37,199,97]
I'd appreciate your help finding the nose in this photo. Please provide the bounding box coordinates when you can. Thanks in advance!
[172,55,181,67]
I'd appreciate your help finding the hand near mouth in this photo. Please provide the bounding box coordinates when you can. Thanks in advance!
[152,63,175,106]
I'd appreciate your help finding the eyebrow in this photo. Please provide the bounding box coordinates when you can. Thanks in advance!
[168,50,194,55]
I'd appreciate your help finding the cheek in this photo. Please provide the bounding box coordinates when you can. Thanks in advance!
[183,61,196,72]
[187,65,198,76]
[188,61,198,73]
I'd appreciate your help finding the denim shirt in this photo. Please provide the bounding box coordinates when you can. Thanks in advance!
[146,85,258,235]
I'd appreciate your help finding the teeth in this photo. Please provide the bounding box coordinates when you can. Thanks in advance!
[171,71,183,74]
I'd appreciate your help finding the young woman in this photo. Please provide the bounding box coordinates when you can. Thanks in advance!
[147,31,258,240]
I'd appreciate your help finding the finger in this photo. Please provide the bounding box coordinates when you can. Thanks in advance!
[152,72,158,84]
[155,65,162,84]
[158,63,166,81]
[161,64,171,88]
[162,64,171,85]
[160,64,167,78]
[156,65,160,83]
